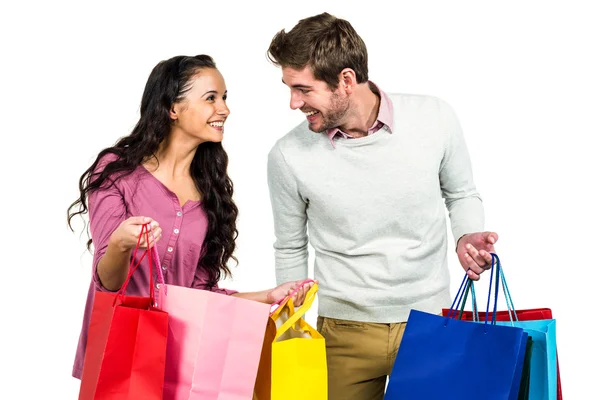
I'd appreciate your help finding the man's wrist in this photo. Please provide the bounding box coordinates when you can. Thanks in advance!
[456,233,469,251]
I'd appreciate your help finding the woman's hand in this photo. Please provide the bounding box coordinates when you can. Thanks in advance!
[267,280,317,307]
[109,216,162,252]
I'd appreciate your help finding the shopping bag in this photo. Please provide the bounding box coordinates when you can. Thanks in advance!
[441,307,563,399]
[254,282,327,400]
[497,319,557,400]
[518,336,534,400]
[385,257,528,400]
[79,224,169,400]
[154,248,271,400]
[444,255,558,400]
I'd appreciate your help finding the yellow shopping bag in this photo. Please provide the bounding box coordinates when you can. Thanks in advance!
[253,283,327,400]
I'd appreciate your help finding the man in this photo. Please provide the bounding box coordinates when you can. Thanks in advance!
[266,12,498,400]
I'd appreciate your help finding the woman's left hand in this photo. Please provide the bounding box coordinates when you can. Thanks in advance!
[267,280,316,307]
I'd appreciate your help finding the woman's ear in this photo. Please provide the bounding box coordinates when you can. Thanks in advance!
[169,104,178,121]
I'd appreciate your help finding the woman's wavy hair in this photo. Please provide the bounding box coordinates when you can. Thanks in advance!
[67,55,238,286]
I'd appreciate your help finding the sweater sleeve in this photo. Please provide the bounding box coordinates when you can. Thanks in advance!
[438,100,485,247]
[267,142,309,284]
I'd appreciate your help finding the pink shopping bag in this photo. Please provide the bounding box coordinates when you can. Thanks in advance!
[156,276,270,399]
[158,285,270,399]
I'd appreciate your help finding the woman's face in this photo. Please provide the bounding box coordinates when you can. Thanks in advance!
[170,68,230,143]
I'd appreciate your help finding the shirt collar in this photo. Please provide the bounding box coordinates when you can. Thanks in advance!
[326,81,394,148]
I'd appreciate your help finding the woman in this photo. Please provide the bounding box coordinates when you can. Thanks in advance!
[68,54,313,379]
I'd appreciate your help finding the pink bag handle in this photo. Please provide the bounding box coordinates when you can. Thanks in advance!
[148,226,167,306]
[269,279,315,316]
[148,226,165,286]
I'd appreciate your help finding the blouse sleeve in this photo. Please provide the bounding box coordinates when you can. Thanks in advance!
[88,155,128,292]
[191,265,238,295]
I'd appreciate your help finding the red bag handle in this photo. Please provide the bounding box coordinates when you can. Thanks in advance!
[113,224,156,306]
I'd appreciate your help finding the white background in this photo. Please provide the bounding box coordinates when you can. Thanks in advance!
[1,0,598,398]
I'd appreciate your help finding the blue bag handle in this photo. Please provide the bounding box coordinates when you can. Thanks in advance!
[496,254,518,323]
[446,253,518,327]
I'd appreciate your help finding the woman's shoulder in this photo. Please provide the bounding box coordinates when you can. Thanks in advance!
[91,150,141,188]
[95,151,121,173]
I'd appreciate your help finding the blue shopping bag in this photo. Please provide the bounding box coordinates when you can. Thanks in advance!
[385,256,528,400]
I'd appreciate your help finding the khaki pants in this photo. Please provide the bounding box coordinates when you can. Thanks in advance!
[317,316,407,400]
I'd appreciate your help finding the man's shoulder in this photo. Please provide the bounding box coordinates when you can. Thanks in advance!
[270,120,322,155]
[387,92,452,112]
[385,93,458,128]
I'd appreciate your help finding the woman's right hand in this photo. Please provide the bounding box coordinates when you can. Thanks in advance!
[109,216,162,252]
[267,280,317,307]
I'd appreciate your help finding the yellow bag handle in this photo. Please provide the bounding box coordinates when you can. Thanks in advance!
[274,283,318,339]
[269,279,315,317]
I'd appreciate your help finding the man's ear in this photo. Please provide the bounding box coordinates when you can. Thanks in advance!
[339,68,357,94]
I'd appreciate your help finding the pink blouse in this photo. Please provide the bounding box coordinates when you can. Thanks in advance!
[72,154,236,379]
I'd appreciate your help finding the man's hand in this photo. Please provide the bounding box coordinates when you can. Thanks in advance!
[456,231,498,280]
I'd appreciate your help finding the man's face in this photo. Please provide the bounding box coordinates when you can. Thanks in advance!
[282,66,350,133]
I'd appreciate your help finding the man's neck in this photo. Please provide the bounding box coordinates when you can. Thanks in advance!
[338,82,380,138]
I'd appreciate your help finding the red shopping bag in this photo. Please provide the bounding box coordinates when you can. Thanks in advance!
[442,307,562,399]
[79,224,169,400]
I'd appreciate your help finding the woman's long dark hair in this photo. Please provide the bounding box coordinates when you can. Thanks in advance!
[67,55,238,286]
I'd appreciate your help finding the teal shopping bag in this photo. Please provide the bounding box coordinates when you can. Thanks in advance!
[496,319,557,400]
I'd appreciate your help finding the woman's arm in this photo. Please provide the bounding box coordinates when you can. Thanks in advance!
[231,280,315,306]
[97,217,162,291]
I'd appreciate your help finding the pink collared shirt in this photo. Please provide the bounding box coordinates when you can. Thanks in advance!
[72,154,236,379]
[326,81,394,147]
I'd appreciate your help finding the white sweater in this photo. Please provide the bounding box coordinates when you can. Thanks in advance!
[267,93,484,323]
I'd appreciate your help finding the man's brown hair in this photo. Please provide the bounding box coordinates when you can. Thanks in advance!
[267,12,369,90]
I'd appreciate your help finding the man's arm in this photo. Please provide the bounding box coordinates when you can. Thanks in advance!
[438,100,496,279]
[267,143,309,285]
[439,100,484,242]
